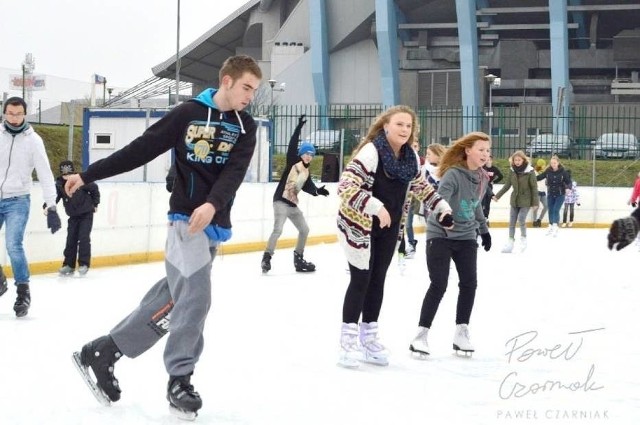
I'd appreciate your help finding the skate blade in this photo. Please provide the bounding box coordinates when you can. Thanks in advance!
[362,357,389,366]
[71,352,112,407]
[169,404,198,421]
[452,344,474,358]
[409,345,430,359]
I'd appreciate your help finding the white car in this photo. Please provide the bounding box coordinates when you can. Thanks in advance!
[593,133,638,159]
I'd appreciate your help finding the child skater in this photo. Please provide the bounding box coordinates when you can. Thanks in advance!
[492,150,538,253]
[409,131,492,358]
[561,170,580,227]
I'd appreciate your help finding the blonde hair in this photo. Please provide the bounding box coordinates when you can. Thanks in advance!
[353,105,419,155]
[437,132,491,178]
[510,150,530,165]
[426,143,446,158]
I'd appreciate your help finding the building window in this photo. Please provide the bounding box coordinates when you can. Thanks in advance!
[93,133,114,149]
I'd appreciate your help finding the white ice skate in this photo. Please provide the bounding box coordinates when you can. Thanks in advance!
[552,224,559,237]
[338,323,361,368]
[501,238,514,253]
[519,237,527,252]
[453,324,474,357]
[359,322,389,366]
[397,253,406,275]
[409,326,430,359]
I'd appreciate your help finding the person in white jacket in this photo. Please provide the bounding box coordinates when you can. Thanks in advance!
[0,96,61,318]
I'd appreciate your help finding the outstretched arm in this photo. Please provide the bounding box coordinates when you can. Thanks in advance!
[285,115,307,165]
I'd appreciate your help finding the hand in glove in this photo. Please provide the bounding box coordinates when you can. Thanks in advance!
[317,185,329,196]
[607,216,640,251]
[436,212,454,228]
[45,206,62,234]
[480,232,492,252]
[632,201,638,208]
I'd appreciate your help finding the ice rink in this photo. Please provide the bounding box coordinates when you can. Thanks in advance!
[1,227,638,424]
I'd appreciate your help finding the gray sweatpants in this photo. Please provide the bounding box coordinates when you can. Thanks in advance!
[265,201,309,255]
[110,220,217,377]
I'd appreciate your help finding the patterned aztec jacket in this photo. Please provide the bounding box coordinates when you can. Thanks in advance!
[336,142,450,270]
[564,181,580,204]
[272,118,320,206]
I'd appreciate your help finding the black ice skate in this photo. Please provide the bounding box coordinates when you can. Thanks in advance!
[167,374,202,420]
[72,335,122,406]
[261,252,272,273]
[0,267,7,297]
[13,284,30,317]
[294,251,316,272]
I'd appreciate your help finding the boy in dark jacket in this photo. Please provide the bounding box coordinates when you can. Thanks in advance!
[56,160,100,276]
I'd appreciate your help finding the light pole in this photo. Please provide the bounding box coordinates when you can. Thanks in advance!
[175,0,181,105]
[484,74,496,136]
[268,79,285,115]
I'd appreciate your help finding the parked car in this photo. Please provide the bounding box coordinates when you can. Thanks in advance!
[528,134,574,158]
[593,133,638,159]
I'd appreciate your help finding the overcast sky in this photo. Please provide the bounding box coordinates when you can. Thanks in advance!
[1,0,249,88]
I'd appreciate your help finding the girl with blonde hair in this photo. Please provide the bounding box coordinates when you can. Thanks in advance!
[336,105,453,368]
[410,131,492,358]
[492,150,538,252]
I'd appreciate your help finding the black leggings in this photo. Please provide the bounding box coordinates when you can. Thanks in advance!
[342,224,399,323]
[418,238,478,328]
[562,203,575,223]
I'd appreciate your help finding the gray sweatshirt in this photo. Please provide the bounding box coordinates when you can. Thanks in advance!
[426,165,489,240]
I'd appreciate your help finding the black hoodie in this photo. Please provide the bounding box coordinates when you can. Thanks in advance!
[80,88,257,229]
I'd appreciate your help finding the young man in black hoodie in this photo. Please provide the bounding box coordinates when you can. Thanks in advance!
[261,114,329,273]
[56,160,100,276]
[65,55,262,420]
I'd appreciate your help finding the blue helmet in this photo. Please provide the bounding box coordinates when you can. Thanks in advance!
[298,142,316,157]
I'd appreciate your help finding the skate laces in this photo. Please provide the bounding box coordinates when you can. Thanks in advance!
[457,325,470,341]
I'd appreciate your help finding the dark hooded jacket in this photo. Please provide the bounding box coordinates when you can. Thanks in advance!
[79,88,257,229]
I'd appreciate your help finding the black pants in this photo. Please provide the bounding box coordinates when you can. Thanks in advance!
[562,203,575,223]
[63,212,94,268]
[481,187,493,219]
[342,223,399,324]
[418,238,478,328]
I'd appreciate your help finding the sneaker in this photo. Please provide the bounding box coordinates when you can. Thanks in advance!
[501,238,514,253]
[167,374,202,419]
[409,326,430,357]
[13,284,30,317]
[78,265,89,276]
[0,267,7,297]
[76,335,123,402]
[338,323,360,368]
[453,324,474,353]
[59,265,75,276]
[359,322,389,366]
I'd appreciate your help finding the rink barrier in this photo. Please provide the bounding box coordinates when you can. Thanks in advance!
[0,182,626,277]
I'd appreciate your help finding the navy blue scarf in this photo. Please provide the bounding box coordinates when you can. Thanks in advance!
[373,131,418,183]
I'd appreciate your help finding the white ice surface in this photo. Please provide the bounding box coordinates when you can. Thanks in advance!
[1,227,638,424]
